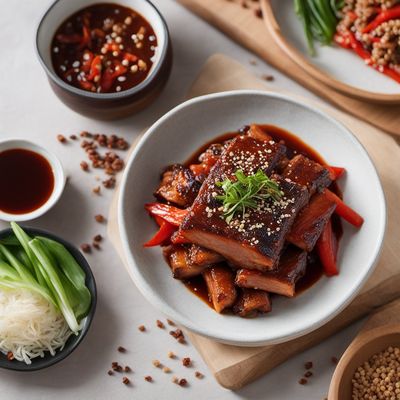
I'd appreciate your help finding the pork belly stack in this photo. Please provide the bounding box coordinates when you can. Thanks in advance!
[151,125,340,317]
[178,134,309,270]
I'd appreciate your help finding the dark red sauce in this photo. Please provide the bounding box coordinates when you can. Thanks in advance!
[181,124,343,306]
[0,149,54,214]
[51,3,158,93]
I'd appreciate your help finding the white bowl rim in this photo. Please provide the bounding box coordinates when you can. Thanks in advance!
[118,89,387,346]
[0,139,66,222]
[35,0,170,100]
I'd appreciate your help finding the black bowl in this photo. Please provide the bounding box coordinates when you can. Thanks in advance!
[0,227,97,371]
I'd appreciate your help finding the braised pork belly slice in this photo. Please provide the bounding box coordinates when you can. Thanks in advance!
[180,171,308,271]
[164,245,224,280]
[235,247,307,297]
[287,191,336,252]
[282,154,331,196]
[233,288,272,318]
[203,265,237,313]
[154,164,201,208]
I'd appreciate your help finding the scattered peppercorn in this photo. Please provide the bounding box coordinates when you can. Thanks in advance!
[167,319,175,326]
[182,357,191,367]
[168,351,176,359]
[304,371,313,378]
[170,329,185,343]
[95,214,105,223]
[172,376,179,384]
[138,325,146,332]
[93,234,102,242]
[156,319,165,329]
[254,7,262,18]
[117,346,126,353]
[299,378,308,385]
[195,371,203,379]
[70,134,78,140]
[93,186,101,195]
[103,177,116,189]
[152,359,161,368]
[92,242,101,250]
[144,375,153,382]
[163,366,171,373]
[304,361,313,370]
[122,376,130,385]
[80,161,89,171]
[331,356,338,365]
[57,134,67,143]
[124,366,131,372]
[178,378,188,387]
[107,370,114,376]
[80,243,91,253]
[262,74,275,81]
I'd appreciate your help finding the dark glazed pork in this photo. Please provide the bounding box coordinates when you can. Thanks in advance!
[233,288,272,317]
[235,247,307,297]
[282,154,331,196]
[287,192,336,252]
[203,266,237,313]
[155,164,201,208]
[179,135,309,270]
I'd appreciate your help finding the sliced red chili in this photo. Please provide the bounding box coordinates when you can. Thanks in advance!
[56,33,82,44]
[87,55,102,81]
[327,166,346,180]
[144,220,176,247]
[316,219,339,276]
[362,5,400,33]
[145,203,188,226]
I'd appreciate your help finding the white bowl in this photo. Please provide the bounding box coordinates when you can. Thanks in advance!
[0,139,66,222]
[118,90,386,346]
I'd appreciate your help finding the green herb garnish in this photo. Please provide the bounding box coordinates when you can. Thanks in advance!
[216,170,284,223]
[294,0,344,56]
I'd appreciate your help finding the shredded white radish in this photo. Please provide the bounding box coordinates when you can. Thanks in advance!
[0,288,73,364]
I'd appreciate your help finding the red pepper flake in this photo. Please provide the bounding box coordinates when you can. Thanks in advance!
[117,346,126,353]
[57,134,67,143]
[124,366,131,372]
[182,357,191,367]
[304,361,313,370]
[138,325,146,332]
[80,243,91,253]
[70,134,78,140]
[92,186,101,195]
[167,319,175,326]
[304,371,313,378]
[170,329,185,343]
[298,378,308,385]
[122,376,130,385]
[144,375,153,382]
[156,319,165,329]
[95,214,106,223]
[93,234,103,242]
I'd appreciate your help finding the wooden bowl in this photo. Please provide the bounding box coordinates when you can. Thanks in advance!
[328,324,400,400]
[261,0,400,105]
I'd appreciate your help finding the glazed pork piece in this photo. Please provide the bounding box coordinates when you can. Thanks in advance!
[287,191,337,252]
[235,247,307,297]
[165,245,224,279]
[179,134,309,270]
[155,164,201,208]
[203,265,237,313]
[282,154,332,196]
[233,288,272,317]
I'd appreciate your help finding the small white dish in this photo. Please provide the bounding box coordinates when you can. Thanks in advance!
[0,139,65,222]
[118,90,386,346]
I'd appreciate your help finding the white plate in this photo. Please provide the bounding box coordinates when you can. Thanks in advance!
[118,90,386,346]
[265,0,400,100]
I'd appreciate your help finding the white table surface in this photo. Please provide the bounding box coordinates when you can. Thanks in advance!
[0,0,366,398]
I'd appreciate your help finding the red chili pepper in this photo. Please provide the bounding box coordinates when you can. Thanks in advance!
[79,25,91,50]
[81,51,94,73]
[316,219,339,276]
[78,80,96,91]
[123,53,138,63]
[324,189,364,228]
[362,5,400,33]
[100,61,127,91]
[56,33,82,44]
[87,55,102,81]
[144,220,176,247]
[145,203,188,226]
[327,166,346,180]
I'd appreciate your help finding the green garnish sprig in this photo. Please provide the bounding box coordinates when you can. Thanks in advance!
[216,169,284,223]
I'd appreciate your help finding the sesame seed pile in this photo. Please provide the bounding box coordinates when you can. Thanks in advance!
[352,346,400,399]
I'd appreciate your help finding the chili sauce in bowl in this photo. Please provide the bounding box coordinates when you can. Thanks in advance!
[0,140,65,222]
[51,3,158,94]
[36,0,172,120]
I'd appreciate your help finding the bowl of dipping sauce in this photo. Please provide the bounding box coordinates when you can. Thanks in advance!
[35,0,172,120]
[0,140,65,222]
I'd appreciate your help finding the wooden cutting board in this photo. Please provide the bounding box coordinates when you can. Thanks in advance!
[108,54,400,390]
[177,0,400,138]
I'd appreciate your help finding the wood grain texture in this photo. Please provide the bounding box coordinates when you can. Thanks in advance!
[177,0,400,137]
[108,54,400,391]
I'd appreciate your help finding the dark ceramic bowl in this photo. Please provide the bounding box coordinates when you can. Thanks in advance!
[0,227,97,371]
[35,0,172,120]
